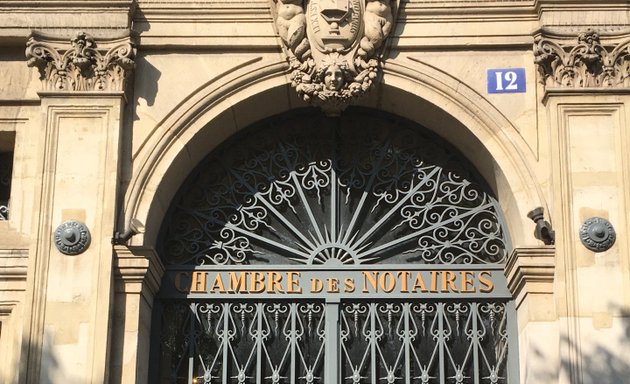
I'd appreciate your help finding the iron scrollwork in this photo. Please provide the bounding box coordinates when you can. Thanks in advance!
[161,111,508,267]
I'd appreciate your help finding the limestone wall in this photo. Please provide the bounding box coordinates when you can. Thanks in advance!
[0,0,628,383]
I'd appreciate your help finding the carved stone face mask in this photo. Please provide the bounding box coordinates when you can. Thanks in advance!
[324,65,344,91]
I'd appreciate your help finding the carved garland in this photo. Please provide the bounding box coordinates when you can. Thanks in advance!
[271,0,398,115]
[534,29,630,89]
[25,32,136,92]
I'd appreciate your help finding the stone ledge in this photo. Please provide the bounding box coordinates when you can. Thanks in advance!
[113,246,164,299]
[505,246,555,309]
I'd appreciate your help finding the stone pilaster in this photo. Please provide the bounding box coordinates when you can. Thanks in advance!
[110,246,164,384]
[505,246,558,384]
[505,246,556,314]
[19,31,135,384]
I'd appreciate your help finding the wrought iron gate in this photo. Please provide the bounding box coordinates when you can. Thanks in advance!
[152,109,518,384]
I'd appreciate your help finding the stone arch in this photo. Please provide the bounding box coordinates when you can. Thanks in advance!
[124,58,544,249]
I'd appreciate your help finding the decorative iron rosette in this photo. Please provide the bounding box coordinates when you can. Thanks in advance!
[54,220,91,255]
[579,217,616,252]
[271,0,398,115]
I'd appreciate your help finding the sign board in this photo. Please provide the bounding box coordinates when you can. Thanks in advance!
[487,68,526,94]
[160,265,511,300]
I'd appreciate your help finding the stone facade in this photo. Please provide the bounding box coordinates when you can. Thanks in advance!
[0,0,629,383]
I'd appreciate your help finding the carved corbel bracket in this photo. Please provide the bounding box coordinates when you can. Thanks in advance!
[505,246,555,311]
[25,31,136,93]
[114,246,164,300]
[534,28,630,89]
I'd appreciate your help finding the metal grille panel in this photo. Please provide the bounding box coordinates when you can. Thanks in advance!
[153,109,517,384]
[161,111,507,266]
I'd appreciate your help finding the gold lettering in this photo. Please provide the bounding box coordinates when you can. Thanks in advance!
[344,278,355,293]
[311,278,323,293]
[250,272,265,293]
[411,272,428,293]
[460,271,476,293]
[268,272,284,293]
[327,278,340,293]
[210,273,226,293]
[191,271,207,293]
[229,272,247,293]
[287,272,302,293]
[397,271,410,293]
[362,271,379,293]
[430,271,439,293]
[479,271,494,293]
[379,272,396,293]
[174,272,190,293]
[441,271,457,293]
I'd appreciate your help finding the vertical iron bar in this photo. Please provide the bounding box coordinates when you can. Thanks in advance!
[330,166,337,243]
[290,304,297,384]
[472,303,480,384]
[188,303,195,384]
[438,303,445,384]
[256,303,263,384]
[222,303,230,384]
[506,301,520,384]
[324,299,340,384]
[404,303,411,384]
[370,304,377,384]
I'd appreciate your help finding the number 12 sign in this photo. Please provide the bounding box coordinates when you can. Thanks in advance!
[487,68,526,94]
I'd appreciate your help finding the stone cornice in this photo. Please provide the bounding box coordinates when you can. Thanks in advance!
[534,28,630,90]
[113,246,164,299]
[505,246,555,309]
[25,31,136,93]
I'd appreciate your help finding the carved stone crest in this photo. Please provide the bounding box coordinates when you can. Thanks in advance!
[271,0,397,115]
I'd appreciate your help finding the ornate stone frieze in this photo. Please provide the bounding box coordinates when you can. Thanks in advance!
[534,29,630,89]
[25,31,136,92]
[271,0,397,115]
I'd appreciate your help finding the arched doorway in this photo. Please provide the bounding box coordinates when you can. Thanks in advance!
[150,108,519,383]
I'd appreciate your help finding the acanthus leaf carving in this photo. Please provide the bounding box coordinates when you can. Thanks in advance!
[534,29,630,89]
[271,0,397,115]
[25,31,136,93]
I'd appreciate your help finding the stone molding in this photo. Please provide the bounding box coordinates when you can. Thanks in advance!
[534,28,630,89]
[0,249,28,285]
[114,246,164,299]
[504,246,555,309]
[25,31,136,93]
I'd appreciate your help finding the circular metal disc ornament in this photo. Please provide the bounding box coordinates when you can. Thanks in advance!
[54,220,91,255]
[579,217,615,252]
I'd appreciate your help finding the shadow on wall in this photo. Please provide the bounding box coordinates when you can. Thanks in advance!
[564,312,630,384]
[530,312,630,384]
[133,53,162,119]
[2,334,58,384]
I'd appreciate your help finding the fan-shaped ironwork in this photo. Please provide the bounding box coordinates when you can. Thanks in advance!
[161,109,508,267]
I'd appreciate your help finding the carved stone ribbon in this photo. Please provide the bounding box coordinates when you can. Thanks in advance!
[271,0,398,115]
[25,31,136,92]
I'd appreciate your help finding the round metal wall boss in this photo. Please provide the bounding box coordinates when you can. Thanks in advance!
[54,220,91,255]
[579,217,615,252]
